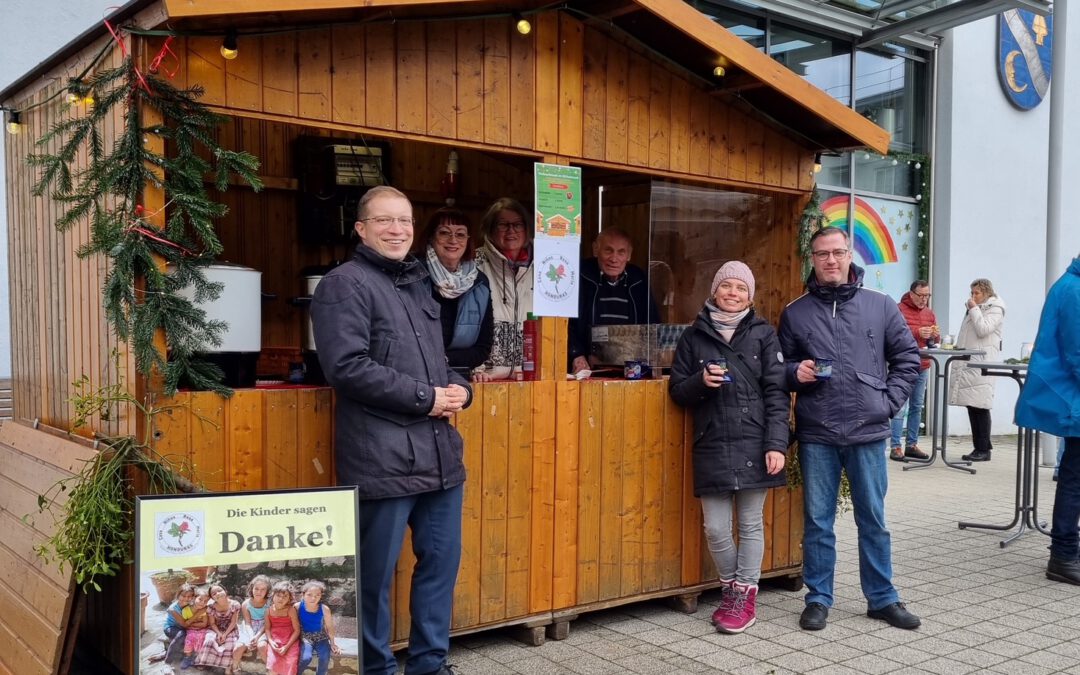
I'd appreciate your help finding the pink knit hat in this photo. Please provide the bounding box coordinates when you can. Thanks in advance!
[711,260,756,301]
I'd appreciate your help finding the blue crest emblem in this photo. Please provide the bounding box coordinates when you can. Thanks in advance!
[998,9,1053,110]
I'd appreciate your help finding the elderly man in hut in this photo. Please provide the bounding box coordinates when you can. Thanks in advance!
[311,185,471,675]
[778,226,921,632]
[568,227,660,374]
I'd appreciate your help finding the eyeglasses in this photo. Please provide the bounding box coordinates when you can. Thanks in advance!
[913,292,931,299]
[811,248,850,261]
[362,216,416,227]
[435,230,469,242]
[496,220,526,232]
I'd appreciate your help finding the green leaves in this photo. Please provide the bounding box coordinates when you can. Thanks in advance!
[29,55,260,396]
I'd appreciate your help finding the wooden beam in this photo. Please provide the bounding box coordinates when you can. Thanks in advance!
[629,0,890,154]
[164,0,491,19]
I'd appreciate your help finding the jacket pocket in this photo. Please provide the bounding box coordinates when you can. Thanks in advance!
[855,370,890,422]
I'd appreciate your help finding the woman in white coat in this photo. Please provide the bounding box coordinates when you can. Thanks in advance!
[948,278,1006,462]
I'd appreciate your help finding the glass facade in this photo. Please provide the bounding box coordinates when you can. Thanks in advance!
[691,1,932,296]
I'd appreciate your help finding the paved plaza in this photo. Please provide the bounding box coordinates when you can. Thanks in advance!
[439,435,1080,675]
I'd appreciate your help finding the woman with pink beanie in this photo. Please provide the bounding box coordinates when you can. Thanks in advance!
[668,260,789,634]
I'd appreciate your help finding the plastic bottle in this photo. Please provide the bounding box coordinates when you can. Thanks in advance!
[522,312,539,381]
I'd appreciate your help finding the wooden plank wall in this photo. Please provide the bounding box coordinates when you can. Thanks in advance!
[165,11,813,193]
[0,422,95,675]
[152,388,335,492]
[151,381,801,647]
[3,43,134,437]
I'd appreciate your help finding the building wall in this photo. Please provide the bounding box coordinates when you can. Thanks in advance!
[935,11,1080,435]
[0,0,104,379]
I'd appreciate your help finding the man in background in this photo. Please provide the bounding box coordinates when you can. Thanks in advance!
[568,228,659,374]
[889,280,939,461]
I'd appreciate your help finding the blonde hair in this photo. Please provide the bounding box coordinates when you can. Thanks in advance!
[356,186,410,221]
[970,278,996,297]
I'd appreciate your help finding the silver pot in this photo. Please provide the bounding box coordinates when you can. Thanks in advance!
[301,275,323,351]
[176,262,262,353]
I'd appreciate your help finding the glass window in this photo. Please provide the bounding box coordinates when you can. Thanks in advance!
[854,50,928,154]
[853,152,915,196]
[817,153,850,189]
[690,2,766,51]
[770,22,852,105]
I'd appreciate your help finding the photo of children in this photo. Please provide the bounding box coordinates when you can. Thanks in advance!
[135,487,360,675]
[138,559,358,675]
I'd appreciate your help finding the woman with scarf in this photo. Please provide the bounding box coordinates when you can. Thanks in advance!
[669,261,788,635]
[421,208,495,380]
[474,197,533,380]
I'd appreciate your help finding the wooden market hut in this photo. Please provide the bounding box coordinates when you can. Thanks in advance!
[1,0,888,672]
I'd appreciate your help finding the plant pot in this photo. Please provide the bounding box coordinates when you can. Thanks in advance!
[184,565,212,585]
[140,592,150,634]
[150,570,194,606]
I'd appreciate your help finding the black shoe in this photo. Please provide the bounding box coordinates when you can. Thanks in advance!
[1047,557,1080,585]
[961,450,991,462]
[867,602,921,629]
[799,602,829,630]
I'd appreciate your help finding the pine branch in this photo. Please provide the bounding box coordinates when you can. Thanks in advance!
[28,52,262,396]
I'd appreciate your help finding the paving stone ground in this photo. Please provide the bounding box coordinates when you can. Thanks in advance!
[433,434,1080,675]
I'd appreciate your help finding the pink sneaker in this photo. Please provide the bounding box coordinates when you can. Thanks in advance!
[716,582,758,634]
[710,579,735,627]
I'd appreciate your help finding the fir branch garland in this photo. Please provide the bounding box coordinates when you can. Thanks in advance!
[28,55,263,395]
[798,185,827,281]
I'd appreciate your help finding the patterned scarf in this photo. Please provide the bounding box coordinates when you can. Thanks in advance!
[426,245,479,299]
[705,299,749,343]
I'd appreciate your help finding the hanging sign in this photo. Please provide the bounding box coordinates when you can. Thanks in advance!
[134,487,360,674]
[998,9,1052,110]
[532,163,582,317]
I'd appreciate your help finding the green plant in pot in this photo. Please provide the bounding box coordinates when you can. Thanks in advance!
[150,569,195,606]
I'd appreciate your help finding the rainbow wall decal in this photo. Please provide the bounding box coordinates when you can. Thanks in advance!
[820,196,899,265]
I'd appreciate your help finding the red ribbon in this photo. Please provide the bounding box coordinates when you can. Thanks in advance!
[104,16,151,94]
[148,36,179,79]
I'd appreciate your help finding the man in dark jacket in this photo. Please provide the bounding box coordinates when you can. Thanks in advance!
[312,186,470,675]
[778,226,920,632]
[568,228,660,373]
[889,281,939,461]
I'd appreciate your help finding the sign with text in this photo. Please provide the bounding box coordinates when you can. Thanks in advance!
[533,163,582,317]
[134,487,360,674]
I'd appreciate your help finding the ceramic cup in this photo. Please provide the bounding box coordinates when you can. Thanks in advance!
[705,358,733,383]
[814,358,834,379]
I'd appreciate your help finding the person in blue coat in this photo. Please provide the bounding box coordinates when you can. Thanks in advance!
[1015,255,1080,585]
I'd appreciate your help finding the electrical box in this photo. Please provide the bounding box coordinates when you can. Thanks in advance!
[295,136,390,245]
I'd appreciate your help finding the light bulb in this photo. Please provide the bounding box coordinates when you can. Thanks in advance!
[221,29,239,60]
[5,111,21,135]
[514,13,531,35]
[713,65,726,77]
[66,92,80,104]
[915,162,922,169]
[83,94,95,105]
[813,153,822,173]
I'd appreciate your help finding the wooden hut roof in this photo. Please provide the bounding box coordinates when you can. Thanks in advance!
[159,0,889,153]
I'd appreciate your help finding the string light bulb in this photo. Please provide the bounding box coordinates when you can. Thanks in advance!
[514,13,531,35]
[713,65,726,78]
[813,153,823,174]
[6,110,22,135]
[83,92,95,106]
[220,29,239,60]
[66,92,80,104]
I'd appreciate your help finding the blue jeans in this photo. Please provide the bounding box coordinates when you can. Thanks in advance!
[299,638,331,675]
[163,625,185,663]
[360,485,463,675]
[800,440,898,611]
[1051,437,1080,560]
[890,369,929,448]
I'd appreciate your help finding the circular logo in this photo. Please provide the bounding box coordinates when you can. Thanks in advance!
[156,512,204,556]
[536,254,577,303]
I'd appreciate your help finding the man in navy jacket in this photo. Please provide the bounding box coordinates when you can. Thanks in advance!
[778,226,920,632]
[568,228,659,373]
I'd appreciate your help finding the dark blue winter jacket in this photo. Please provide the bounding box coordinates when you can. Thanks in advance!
[778,263,920,446]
